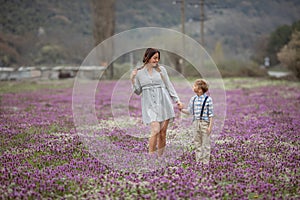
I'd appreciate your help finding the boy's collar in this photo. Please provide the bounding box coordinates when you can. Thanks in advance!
[196,93,206,97]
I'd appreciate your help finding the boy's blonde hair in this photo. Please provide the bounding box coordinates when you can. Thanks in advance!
[194,79,209,93]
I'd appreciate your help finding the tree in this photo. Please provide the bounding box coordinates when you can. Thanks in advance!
[292,20,300,32]
[212,41,224,64]
[267,25,292,65]
[266,20,300,66]
[167,52,183,74]
[277,31,300,79]
[251,34,270,65]
[90,0,115,79]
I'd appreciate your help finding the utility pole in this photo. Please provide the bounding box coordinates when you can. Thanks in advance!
[187,0,205,46]
[173,0,185,34]
[181,0,185,75]
[181,0,185,34]
[195,0,227,46]
[172,0,186,74]
[200,0,204,46]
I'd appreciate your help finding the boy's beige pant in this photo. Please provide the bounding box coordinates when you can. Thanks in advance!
[193,120,211,164]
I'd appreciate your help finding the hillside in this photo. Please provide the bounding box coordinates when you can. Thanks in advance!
[0,0,300,67]
[117,0,300,60]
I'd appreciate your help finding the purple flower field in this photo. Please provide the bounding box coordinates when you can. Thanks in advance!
[0,78,299,199]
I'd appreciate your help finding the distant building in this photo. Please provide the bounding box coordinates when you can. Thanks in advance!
[37,27,46,37]
[264,57,270,68]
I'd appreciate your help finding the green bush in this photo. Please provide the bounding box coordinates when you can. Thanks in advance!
[182,60,267,78]
[111,63,132,80]
[34,45,66,65]
[277,31,300,79]
[183,63,201,77]
[111,60,268,80]
[217,60,267,77]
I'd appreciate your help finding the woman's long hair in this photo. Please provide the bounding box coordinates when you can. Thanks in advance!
[137,48,160,70]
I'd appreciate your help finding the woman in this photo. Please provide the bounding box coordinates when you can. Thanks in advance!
[131,48,183,156]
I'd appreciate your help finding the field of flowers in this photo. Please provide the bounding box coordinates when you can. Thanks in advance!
[0,78,299,199]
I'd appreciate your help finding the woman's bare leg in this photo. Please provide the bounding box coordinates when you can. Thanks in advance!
[149,121,160,154]
[157,119,169,156]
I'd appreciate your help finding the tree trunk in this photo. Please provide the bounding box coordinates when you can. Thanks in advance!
[90,0,115,79]
[168,52,182,74]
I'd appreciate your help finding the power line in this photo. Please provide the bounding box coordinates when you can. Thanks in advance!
[174,0,227,46]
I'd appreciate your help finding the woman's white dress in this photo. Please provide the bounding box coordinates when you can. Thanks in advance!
[132,66,180,124]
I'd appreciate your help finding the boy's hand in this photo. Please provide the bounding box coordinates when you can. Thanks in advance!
[177,101,183,111]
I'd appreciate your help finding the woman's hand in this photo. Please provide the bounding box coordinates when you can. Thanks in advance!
[130,69,137,80]
[153,64,161,71]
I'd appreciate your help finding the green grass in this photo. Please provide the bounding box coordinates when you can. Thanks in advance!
[222,77,300,90]
[171,76,300,90]
[0,79,74,94]
[1,77,299,95]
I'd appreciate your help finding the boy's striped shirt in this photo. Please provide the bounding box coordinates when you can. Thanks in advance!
[187,94,213,121]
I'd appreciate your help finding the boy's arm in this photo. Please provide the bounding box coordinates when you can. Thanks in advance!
[181,108,190,115]
[180,97,194,115]
[207,117,213,135]
[207,97,214,134]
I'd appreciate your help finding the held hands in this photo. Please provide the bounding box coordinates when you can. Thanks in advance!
[178,103,190,115]
[177,101,183,111]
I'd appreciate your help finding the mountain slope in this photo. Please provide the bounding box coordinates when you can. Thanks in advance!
[0,0,300,66]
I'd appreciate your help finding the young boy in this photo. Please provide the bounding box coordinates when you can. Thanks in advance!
[181,79,214,164]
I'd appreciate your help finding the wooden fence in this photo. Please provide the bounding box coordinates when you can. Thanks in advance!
[0,66,106,81]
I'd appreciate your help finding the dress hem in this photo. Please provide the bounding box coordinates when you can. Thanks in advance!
[143,117,175,125]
